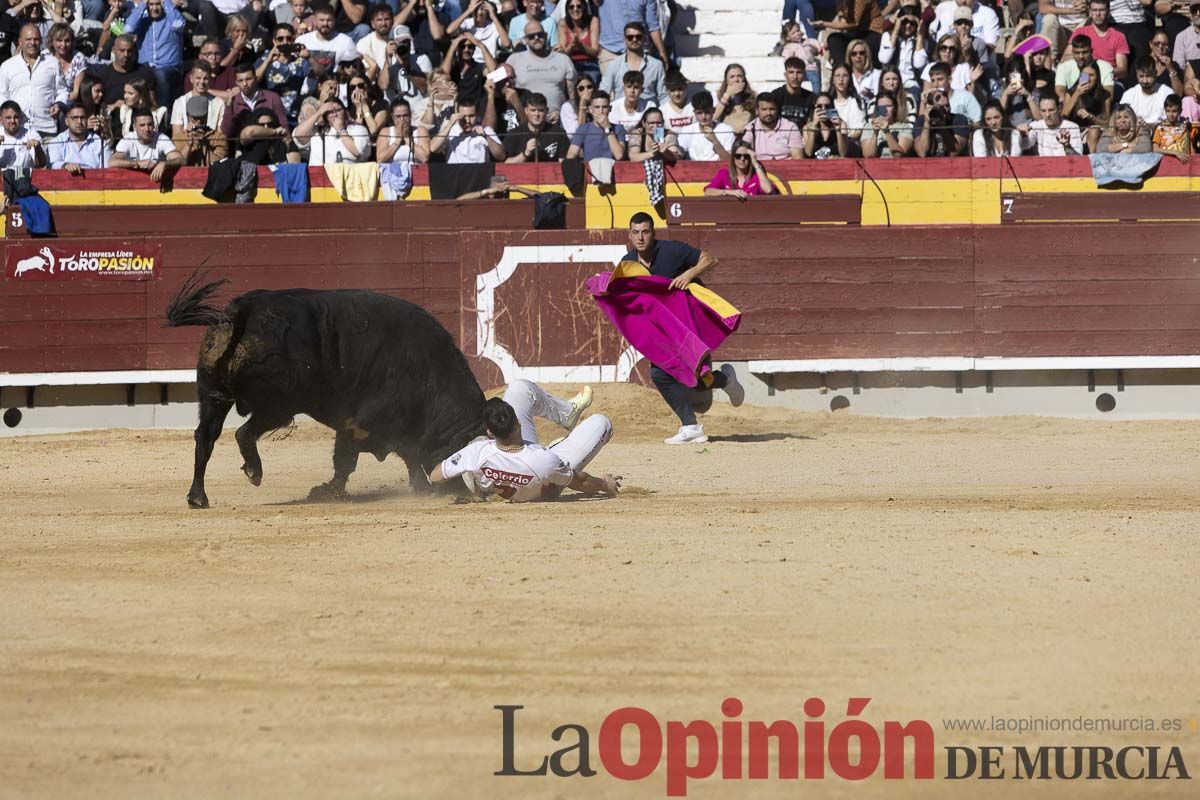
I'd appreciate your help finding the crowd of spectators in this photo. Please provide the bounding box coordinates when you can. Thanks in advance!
[0,0,1196,195]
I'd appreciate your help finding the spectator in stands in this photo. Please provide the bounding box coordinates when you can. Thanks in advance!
[256,24,311,125]
[376,98,426,163]
[1172,4,1200,70]
[742,92,803,159]
[600,21,666,105]
[1152,92,1191,159]
[504,90,570,161]
[924,61,981,123]
[704,139,776,196]
[188,38,238,101]
[609,70,649,127]
[861,89,914,156]
[379,25,433,117]
[110,106,181,182]
[441,33,494,102]
[1063,63,1111,146]
[914,87,969,156]
[804,93,850,158]
[877,5,928,95]
[298,4,360,65]
[0,5,19,66]
[416,67,457,134]
[1023,94,1083,154]
[1056,35,1115,100]
[345,73,388,136]
[0,101,45,168]
[560,73,594,134]
[429,94,505,162]
[448,0,511,65]
[221,63,287,141]
[508,0,556,48]
[1000,56,1044,127]
[0,24,65,137]
[627,106,681,162]
[294,96,372,161]
[596,0,668,71]
[356,4,395,70]
[875,66,916,125]
[829,63,867,141]
[1042,0,1089,58]
[1150,30,1185,95]
[508,18,576,112]
[1109,0,1151,66]
[238,106,302,164]
[125,0,186,109]
[558,0,601,84]
[659,70,693,129]
[396,0,449,64]
[775,21,820,91]
[171,63,226,140]
[951,6,998,97]
[922,33,973,92]
[78,74,113,144]
[1095,101,1151,149]
[1158,0,1192,53]
[676,90,733,161]
[111,78,167,143]
[932,0,1000,48]
[846,38,881,101]
[771,56,813,129]
[813,0,883,70]
[220,13,269,71]
[1020,31,1058,96]
[565,89,626,159]
[47,103,105,172]
[972,98,1022,155]
[1120,56,1174,122]
[175,94,229,165]
[46,23,85,104]
[1070,0,1130,83]
[715,63,755,135]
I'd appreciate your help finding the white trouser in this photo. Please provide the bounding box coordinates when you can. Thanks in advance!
[502,379,612,472]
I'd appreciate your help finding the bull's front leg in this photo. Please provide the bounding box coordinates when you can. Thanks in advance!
[396,447,433,495]
[309,429,359,501]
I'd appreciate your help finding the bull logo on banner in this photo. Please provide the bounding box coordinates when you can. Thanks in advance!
[12,246,55,277]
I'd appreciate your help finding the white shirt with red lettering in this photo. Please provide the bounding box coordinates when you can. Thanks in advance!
[440,440,573,502]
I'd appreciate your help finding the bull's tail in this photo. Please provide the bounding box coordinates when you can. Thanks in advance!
[164,270,230,328]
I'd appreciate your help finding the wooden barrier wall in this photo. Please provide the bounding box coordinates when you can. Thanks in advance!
[3,222,1200,380]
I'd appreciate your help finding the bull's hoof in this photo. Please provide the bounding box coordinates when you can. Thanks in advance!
[187,493,210,509]
[242,463,263,486]
[308,482,348,502]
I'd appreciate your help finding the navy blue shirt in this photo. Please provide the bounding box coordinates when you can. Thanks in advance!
[623,239,701,280]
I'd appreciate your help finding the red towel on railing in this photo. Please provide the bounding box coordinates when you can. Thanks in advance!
[587,260,741,388]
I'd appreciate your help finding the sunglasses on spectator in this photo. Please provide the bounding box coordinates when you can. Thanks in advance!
[625,33,643,41]
[954,19,972,25]
[275,35,293,42]
[526,31,547,39]
[350,82,367,89]
[939,45,957,51]
[733,152,751,159]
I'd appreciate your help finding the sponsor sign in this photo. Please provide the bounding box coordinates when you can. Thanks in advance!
[5,243,161,281]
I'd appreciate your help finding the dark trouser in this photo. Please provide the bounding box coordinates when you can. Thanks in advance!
[651,363,727,427]
[1115,20,1153,67]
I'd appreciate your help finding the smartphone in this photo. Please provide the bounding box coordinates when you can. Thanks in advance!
[1078,71,1090,87]
[485,66,509,85]
[873,105,887,119]
[278,43,299,56]
[827,108,839,122]
[653,127,665,143]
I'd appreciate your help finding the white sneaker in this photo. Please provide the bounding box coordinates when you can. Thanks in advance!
[664,424,708,444]
[719,364,745,407]
[562,385,593,431]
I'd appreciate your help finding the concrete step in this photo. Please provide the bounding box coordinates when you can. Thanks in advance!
[686,8,781,33]
[673,32,782,60]
[678,55,789,93]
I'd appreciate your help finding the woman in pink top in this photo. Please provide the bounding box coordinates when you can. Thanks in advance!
[703,141,777,199]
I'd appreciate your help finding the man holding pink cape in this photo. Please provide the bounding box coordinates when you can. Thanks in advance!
[588,213,745,445]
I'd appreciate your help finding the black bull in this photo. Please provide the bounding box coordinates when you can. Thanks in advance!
[165,274,486,508]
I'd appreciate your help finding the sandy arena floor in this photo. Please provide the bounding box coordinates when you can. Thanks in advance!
[1,383,1198,799]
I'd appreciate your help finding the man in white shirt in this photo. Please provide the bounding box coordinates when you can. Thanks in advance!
[675,91,733,161]
[170,63,227,139]
[608,70,651,128]
[430,96,505,162]
[660,71,694,129]
[47,103,106,173]
[430,381,620,502]
[1119,57,1173,123]
[0,25,67,137]
[1055,34,1115,100]
[355,4,395,68]
[0,101,45,170]
[298,5,360,65]
[110,108,183,184]
[1023,95,1082,155]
